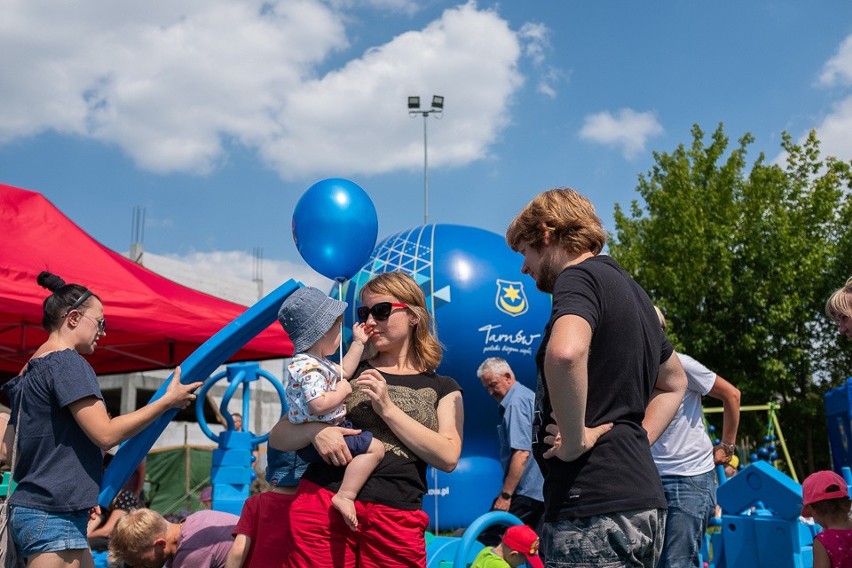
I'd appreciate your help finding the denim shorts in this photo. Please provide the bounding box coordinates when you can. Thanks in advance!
[10,504,90,556]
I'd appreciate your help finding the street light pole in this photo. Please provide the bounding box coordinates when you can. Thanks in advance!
[408,95,444,225]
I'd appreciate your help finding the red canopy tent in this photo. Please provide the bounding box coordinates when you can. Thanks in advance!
[0,182,293,378]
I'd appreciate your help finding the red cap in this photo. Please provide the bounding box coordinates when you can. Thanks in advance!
[502,525,543,568]
[802,470,849,516]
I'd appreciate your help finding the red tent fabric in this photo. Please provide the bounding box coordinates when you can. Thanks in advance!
[0,183,293,376]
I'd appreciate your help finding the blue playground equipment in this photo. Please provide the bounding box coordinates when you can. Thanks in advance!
[825,378,852,473]
[706,460,829,568]
[98,279,302,509]
[425,511,527,568]
[195,362,287,515]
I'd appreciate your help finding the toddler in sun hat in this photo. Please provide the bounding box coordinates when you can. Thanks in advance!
[277,286,385,530]
[801,470,852,568]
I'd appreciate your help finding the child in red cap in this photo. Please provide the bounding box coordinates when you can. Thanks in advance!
[471,524,543,568]
[801,470,852,568]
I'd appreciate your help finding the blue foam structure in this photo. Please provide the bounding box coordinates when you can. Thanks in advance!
[424,511,523,568]
[716,460,802,520]
[825,377,852,472]
[711,461,825,567]
[98,279,302,508]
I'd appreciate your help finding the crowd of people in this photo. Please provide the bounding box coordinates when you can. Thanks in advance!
[1,189,851,568]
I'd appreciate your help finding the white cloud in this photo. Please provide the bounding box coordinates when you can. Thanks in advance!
[806,95,852,162]
[776,35,852,167]
[819,35,852,87]
[159,249,333,302]
[0,0,526,180]
[579,108,664,160]
[518,22,562,98]
[519,22,549,66]
[260,2,523,178]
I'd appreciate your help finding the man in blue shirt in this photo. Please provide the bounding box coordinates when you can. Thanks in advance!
[478,357,544,545]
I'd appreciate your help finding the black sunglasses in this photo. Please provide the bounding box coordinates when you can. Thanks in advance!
[357,302,409,323]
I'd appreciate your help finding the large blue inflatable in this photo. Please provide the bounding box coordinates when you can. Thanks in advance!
[332,224,551,530]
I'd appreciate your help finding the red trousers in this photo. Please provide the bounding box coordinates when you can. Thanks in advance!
[286,479,429,568]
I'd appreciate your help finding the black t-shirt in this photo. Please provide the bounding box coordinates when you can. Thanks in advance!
[533,255,674,520]
[302,363,462,510]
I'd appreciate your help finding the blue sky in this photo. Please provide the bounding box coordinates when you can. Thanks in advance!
[1,0,851,291]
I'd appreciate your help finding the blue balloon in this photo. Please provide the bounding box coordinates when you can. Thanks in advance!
[292,178,378,280]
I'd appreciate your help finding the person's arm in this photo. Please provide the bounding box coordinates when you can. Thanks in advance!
[69,367,203,451]
[643,352,688,445]
[306,378,352,417]
[708,375,741,465]
[87,509,105,537]
[542,315,613,461]
[133,460,147,497]
[0,412,8,464]
[268,418,362,465]
[88,508,127,539]
[225,534,251,568]
[0,421,13,465]
[493,449,529,511]
[341,323,370,379]
[356,368,463,472]
[813,538,830,568]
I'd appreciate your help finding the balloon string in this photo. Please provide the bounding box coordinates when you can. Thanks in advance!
[337,278,345,384]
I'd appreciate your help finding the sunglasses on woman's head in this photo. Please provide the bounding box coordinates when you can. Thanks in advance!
[357,302,408,323]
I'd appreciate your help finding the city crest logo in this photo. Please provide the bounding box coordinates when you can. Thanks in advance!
[495,279,528,317]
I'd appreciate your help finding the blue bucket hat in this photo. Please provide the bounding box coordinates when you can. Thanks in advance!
[278,287,347,353]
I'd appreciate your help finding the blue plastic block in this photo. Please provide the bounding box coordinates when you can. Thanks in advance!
[211,466,252,484]
[824,378,852,472]
[212,497,245,516]
[212,448,251,467]
[219,430,254,450]
[753,516,813,568]
[716,461,802,520]
[718,515,759,567]
[212,483,248,501]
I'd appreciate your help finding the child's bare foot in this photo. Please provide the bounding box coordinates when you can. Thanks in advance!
[332,494,359,530]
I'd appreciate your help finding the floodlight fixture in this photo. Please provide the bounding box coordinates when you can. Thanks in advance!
[407,95,445,225]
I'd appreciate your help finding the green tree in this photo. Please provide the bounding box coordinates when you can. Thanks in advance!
[609,124,852,475]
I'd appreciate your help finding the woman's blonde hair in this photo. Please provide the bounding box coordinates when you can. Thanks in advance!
[826,277,852,322]
[360,272,442,372]
[107,508,168,565]
[506,188,606,255]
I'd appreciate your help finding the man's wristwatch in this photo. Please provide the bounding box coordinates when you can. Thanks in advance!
[499,491,512,500]
[717,442,736,456]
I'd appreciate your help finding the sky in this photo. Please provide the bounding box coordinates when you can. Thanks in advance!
[1,0,851,292]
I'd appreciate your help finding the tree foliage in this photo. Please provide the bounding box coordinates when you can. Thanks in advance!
[609,124,852,475]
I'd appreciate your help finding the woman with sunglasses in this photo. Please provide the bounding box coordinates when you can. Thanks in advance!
[270,271,464,568]
[0,271,202,568]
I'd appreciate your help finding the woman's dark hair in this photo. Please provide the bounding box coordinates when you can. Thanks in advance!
[37,271,100,332]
